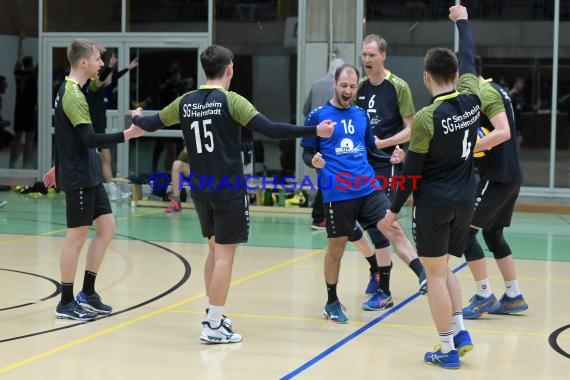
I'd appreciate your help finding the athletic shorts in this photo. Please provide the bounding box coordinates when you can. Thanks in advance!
[65,183,112,228]
[13,111,37,132]
[324,191,390,240]
[374,164,403,200]
[412,200,474,258]
[471,181,520,229]
[193,194,249,244]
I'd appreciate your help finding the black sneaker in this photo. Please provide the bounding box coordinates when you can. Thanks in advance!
[76,291,113,314]
[55,300,98,321]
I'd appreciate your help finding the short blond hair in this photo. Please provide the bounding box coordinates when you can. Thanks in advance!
[67,39,103,67]
[362,34,387,53]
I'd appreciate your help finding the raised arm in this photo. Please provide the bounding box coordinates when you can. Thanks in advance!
[450,5,475,76]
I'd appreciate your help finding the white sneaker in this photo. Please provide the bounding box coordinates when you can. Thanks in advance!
[200,321,242,344]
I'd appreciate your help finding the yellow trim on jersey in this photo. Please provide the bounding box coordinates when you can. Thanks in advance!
[200,84,225,90]
[433,91,459,103]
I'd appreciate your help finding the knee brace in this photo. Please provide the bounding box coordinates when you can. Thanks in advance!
[367,228,390,250]
[482,227,512,260]
[464,227,485,262]
[348,226,364,242]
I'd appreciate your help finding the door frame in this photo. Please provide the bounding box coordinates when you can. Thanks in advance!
[38,34,210,179]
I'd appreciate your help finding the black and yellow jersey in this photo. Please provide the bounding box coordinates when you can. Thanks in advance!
[478,79,523,183]
[408,73,481,207]
[356,70,415,166]
[159,85,259,201]
[53,77,102,191]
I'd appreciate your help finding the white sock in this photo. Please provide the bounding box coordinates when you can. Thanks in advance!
[505,280,521,297]
[475,278,493,297]
[452,311,465,336]
[438,330,455,353]
[206,304,224,329]
[205,296,210,309]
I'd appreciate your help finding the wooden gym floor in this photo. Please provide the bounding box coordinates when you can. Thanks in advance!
[0,191,569,379]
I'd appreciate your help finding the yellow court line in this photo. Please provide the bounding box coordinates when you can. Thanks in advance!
[169,310,565,339]
[0,247,325,374]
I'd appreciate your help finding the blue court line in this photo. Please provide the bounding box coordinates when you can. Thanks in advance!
[280,261,468,379]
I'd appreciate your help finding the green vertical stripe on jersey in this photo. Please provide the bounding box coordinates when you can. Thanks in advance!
[62,77,91,127]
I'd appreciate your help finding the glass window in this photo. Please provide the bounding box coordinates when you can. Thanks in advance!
[43,0,121,32]
[214,0,298,177]
[1,11,39,169]
[470,1,554,188]
[128,47,198,181]
[127,0,208,32]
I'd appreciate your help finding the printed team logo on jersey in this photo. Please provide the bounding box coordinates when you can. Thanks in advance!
[368,115,382,127]
[335,138,365,155]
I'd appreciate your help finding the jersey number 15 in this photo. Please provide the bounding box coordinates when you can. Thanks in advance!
[191,119,214,153]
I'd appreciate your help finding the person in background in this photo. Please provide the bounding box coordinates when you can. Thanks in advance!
[9,31,37,169]
[356,33,426,306]
[83,50,138,200]
[165,147,190,213]
[302,58,346,230]
[0,75,14,149]
[461,55,528,319]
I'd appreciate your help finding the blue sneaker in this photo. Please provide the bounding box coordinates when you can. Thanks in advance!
[362,291,394,311]
[324,300,348,323]
[55,300,98,321]
[462,294,497,319]
[489,293,528,314]
[76,291,113,314]
[454,330,473,357]
[364,272,380,295]
[424,347,460,369]
[418,269,427,295]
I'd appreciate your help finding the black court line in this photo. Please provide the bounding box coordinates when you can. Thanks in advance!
[548,324,570,359]
[0,268,61,311]
[0,218,191,344]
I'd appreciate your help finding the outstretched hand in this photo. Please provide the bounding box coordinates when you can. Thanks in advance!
[449,4,468,22]
[124,124,145,140]
[128,57,139,71]
[316,119,334,138]
[131,107,143,118]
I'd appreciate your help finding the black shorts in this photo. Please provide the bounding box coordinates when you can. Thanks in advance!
[325,191,390,240]
[193,195,249,244]
[374,164,403,200]
[412,200,474,258]
[471,181,520,229]
[65,183,112,228]
[13,111,37,132]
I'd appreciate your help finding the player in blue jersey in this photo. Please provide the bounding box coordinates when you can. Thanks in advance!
[301,64,416,323]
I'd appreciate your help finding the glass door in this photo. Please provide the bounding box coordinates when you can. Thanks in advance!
[39,36,209,186]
